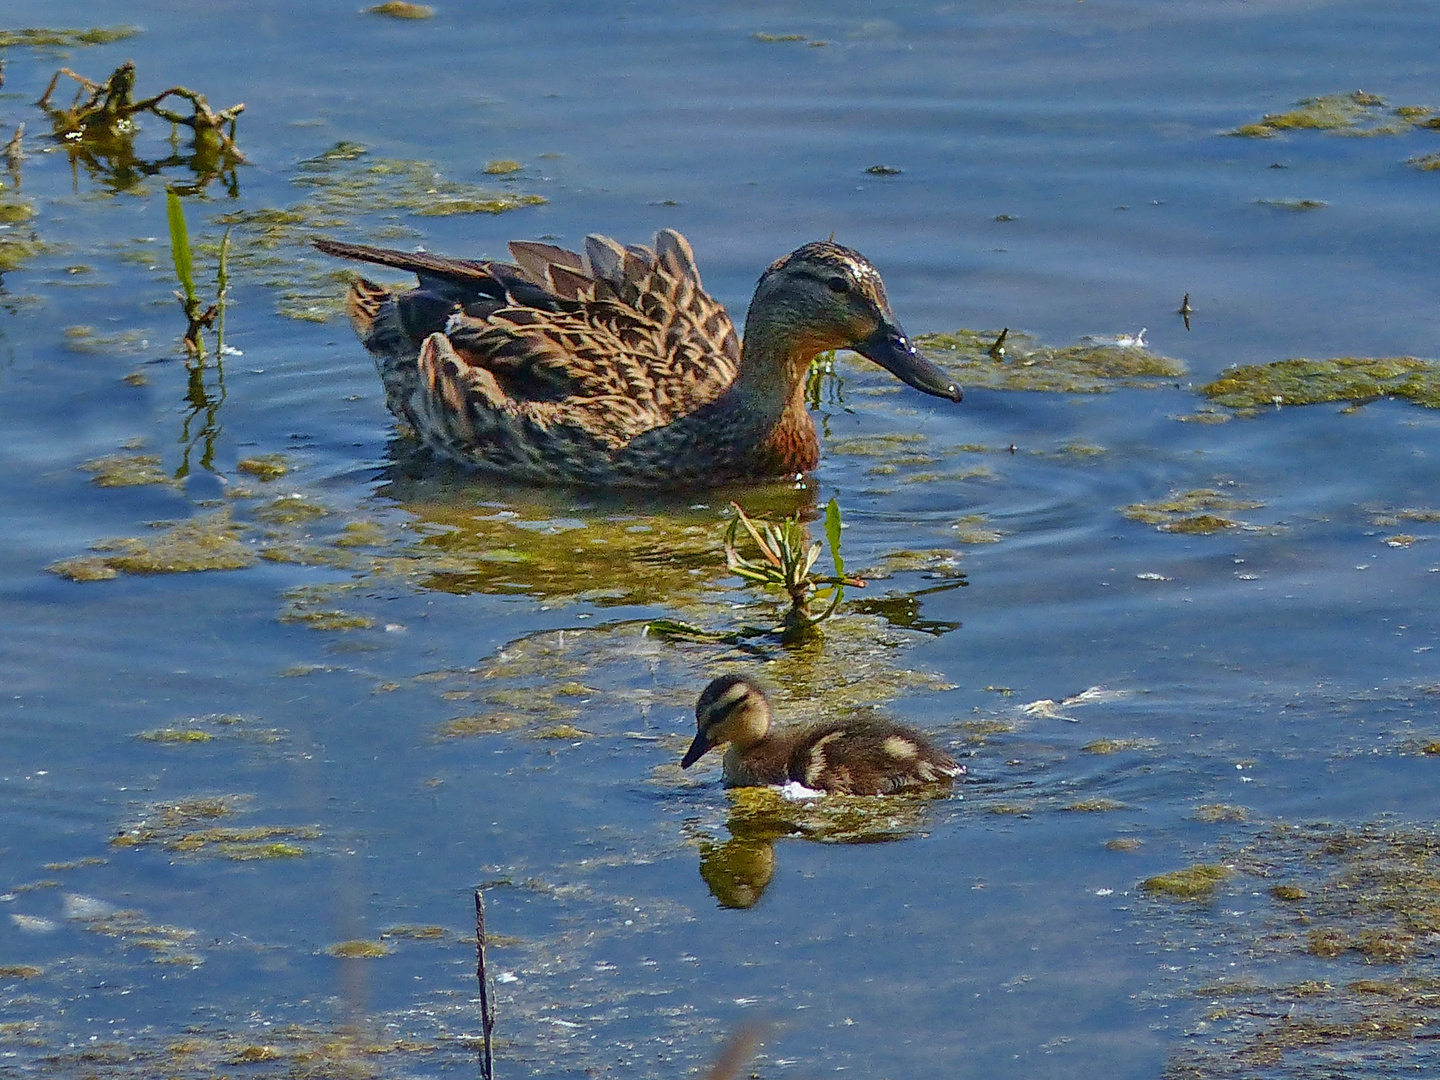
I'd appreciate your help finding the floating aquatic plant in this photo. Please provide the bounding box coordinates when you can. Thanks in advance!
[166,188,230,357]
[723,498,862,641]
[1227,90,1433,138]
[1201,356,1440,411]
[916,327,1185,394]
[216,141,545,321]
[1141,863,1233,900]
[366,2,434,17]
[1120,488,1263,534]
[37,61,244,195]
[0,27,139,49]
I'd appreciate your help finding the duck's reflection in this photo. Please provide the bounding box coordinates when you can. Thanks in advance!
[693,786,941,909]
[372,467,815,606]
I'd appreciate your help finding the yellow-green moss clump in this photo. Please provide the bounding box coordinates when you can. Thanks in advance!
[0,195,42,272]
[250,494,330,525]
[484,160,523,175]
[1159,825,1440,1076]
[62,326,150,355]
[915,328,1185,394]
[1202,356,1440,410]
[532,724,590,740]
[1194,803,1249,823]
[326,940,389,958]
[0,965,43,979]
[1120,488,1262,534]
[1081,738,1159,754]
[365,2,433,17]
[236,454,290,481]
[216,141,545,322]
[231,1046,282,1063]
[48,510,256,580]
[951,515,1006,544]
[112,796,318,859]
[47,556,119,582]
[1409,152,1440,171]
[137,729,216,744]
[435,713,527,738]
[278,598,376,632]
[1141,864,1232,900]
[1305,928,1347,957]
[380,924,447,940]
[1227,91,1432,137]
[80,453,172,488]
[1256,197,1327,211]
[0,26,139,48]
[1062,798,1127,813]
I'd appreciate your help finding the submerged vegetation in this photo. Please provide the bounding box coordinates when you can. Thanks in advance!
[1202,357,1440,411]
[365,2,435,18]
[48,510,256,581]
[0,26,139,49]
[1141,863,1232,900]
[916,328,1185,394]
[112,796,318,860]
[1120,488,1263,534]
[216,140,547,320]
[1227,90,1435,138]
[37,61,245,195]
[1157,824,1440,1077]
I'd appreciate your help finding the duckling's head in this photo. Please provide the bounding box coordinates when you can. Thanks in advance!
[682,674,773,768]
[745,241,962,403]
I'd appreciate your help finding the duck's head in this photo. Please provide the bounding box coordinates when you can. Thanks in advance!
[682,674,773,768]
[744,241,962,403]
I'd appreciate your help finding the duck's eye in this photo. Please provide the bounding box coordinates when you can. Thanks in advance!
[825,275,849,294]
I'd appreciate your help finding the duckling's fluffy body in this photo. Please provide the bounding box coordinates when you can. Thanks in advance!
[683,674,963,795]
[315,230,960,488]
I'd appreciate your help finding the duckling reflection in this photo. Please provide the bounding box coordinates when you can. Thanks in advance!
[683,674,963,793]
[692,780,952,909]
[696,831,777,911]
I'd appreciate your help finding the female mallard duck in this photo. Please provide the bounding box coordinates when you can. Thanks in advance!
[682,674,964,795]
[313,230,961,487]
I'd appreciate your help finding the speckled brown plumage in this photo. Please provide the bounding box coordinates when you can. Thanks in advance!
[315,229,961,487]
[682,674,964,795]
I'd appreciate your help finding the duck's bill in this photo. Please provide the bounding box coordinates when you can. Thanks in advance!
[680,731,712,769]
[855,322,963,402]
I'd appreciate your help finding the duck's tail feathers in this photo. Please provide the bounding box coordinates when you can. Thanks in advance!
[313,237,498,283]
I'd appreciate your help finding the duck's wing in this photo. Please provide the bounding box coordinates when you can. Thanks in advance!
[318,230,741,447]
[447,229,739,438]
[788,720,962,795]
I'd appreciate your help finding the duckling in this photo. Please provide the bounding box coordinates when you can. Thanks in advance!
[313,230,961,487]
[682,674,963,795]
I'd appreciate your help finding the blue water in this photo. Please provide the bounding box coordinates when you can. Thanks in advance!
[2,2,1439,1077]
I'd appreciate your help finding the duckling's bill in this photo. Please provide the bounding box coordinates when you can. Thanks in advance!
[680,729,713,769]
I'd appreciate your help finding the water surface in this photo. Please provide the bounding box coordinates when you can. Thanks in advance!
[2,2,1440,1078]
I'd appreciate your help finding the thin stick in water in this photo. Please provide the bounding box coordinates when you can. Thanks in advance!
[475,888,495,1080]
